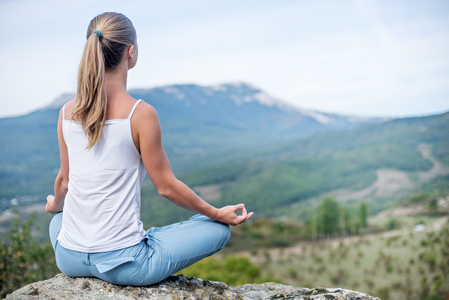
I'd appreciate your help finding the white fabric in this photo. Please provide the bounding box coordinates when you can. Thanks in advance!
[57,100,147,252]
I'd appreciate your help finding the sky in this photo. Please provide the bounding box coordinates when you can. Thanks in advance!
[0,0,448,118]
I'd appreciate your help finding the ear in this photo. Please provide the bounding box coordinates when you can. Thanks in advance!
[127,44,138,70]
[127,45,135,60]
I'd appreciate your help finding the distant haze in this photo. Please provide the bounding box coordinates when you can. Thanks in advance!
[1,0,448,118]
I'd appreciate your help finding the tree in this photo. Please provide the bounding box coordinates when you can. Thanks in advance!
[343,206,353,234]
[359,201,368,228]
[316,197,341,238]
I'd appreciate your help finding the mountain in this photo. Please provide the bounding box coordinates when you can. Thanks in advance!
[46,83,384,155]
[48,82,380,131]
[0,83,383,210]
[130,83,386,168]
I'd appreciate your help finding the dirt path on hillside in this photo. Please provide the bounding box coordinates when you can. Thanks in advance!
[331,169,414,201]
[417,143,449,180]
[327,143,449,202]
[193,184,222,202]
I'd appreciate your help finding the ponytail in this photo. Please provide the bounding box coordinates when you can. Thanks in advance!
[71,12,136,150]
[72,32,107,150]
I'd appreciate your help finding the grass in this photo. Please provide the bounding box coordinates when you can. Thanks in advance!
[2,196,449,300]
[242,218,449,300]
[176,193,449,299]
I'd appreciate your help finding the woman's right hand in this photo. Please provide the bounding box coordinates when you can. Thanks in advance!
[46,195,63,214]
[215,204,254,226]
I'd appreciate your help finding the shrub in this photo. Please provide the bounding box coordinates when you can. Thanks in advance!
[177,255,277,285]
[0,215,58,298]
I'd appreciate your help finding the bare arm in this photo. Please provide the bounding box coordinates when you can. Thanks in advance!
[46,107,69,214]
[133,103,253,226]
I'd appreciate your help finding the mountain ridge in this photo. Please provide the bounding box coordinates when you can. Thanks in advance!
[41,82,386,126]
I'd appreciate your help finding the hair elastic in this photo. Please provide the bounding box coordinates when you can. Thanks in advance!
[92,30,103,40]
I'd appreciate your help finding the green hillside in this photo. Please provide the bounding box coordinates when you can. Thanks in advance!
[0,110,60,205]
[139,112,449,226]
[0,87,448,235]
[0,83,382,210]
[1,109,447,230]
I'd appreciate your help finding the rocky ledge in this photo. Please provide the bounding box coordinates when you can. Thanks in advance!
[7,274,380,300]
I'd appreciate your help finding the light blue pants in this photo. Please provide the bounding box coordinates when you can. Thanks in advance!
[49,213,230,286]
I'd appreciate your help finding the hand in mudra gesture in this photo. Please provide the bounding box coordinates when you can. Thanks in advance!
[215,204,254,226]
[45,195,63,214]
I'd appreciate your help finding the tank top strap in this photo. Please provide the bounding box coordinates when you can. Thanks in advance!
[127,100,142,120]
[62,103,67,121]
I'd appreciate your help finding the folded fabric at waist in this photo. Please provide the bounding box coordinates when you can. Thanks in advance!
[95,257,135,273]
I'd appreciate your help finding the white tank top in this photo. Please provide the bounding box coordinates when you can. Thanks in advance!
[57,100,147,252]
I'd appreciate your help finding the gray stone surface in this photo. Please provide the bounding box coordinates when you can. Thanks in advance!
[7,274,380,300]
[232,283,381,300]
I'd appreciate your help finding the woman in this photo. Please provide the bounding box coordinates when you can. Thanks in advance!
[46,12,253,286]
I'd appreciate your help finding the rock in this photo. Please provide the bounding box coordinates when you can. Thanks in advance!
[233,283,381,299]
[6,274,380,300]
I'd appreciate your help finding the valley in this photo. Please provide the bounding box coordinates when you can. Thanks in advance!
[1,83,448,299]
[1,83,448,232]
[309,143,449,205]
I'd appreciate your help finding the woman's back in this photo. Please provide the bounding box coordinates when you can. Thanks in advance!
[58,100,147,252]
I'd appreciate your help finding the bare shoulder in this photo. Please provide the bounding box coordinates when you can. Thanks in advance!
[64,99,76,109]
[132,101,160,129]
[60,99,77,120]
[134,101,159,120]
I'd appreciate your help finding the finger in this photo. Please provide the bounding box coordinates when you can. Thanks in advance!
[237,212,250,224]
[240,206,247,218]
[233,204,244,213]
[236,211,253,224]
[235,215,246,225]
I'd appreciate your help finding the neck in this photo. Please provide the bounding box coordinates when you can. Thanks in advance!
[105,64,128,99]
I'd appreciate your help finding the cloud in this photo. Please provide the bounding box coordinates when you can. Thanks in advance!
[0,0,448,118]
[355,0,396,54]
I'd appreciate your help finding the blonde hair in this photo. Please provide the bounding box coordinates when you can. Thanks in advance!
[72,12,137,149]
